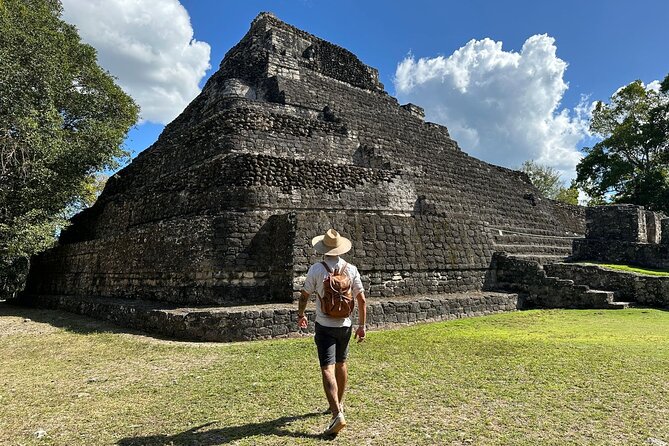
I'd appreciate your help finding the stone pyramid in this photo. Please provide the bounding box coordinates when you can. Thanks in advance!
[21,13,585,340]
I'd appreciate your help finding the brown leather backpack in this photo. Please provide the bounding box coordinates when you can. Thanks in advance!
[320,261,355,318]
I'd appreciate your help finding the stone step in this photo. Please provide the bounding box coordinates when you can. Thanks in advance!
[584,289,615,300]
[607,301,632,309]
[15,292,520,342]
[493,233,580,247]
[557,278,574,286]
[494,244,573,255]
[490,226,583,238]
[505,254,568,265]
[582,289,617,308]
[542,263,645,307]
[540,263,644,309]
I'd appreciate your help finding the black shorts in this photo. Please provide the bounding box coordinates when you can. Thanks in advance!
[314,322,353,367]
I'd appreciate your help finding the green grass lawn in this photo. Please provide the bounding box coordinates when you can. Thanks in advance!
[1,305,668,445]
[582,262,669,277]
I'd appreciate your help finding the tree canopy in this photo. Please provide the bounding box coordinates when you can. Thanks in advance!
[519,160,563,199]
[0,0,138,297]
[519,160,579,204]
[575,75,669,212]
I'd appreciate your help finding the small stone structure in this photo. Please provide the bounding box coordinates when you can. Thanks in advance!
[572,204,669,268]
[17,13,589,340]
[19,292,518,342]
[487,253,624,309]
[545,263,669,308]
[486,204,669,310]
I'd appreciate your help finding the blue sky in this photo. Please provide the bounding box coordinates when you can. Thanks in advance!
[61,0,668,181]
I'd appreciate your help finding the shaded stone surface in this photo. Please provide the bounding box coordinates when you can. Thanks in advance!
[572,205,669,269]
[545,263,669,308]
[17,292,519,342]
[488,253,619,309]
[19,13,586,339]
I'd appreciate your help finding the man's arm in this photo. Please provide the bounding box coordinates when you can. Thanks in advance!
[354,292,366,342]
[297,290,309,328]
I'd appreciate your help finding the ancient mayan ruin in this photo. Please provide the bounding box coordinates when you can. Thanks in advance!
[22,12,652,341]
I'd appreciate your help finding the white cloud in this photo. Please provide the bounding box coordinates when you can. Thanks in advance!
[646,80,662,92]
[62,0,211,124]
[395,35,590,180]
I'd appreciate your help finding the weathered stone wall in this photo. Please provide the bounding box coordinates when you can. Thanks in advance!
[291,212,494,299]
[584,205,649,242]
[571,204,669,269]
[18,292,518,342]
[545,263,669,308]
[488,253,616,309]
[29,212,296,305]
[32,208,495,305]
[550,201,586,235]
[662,219,669,245]
[572,239,669,270]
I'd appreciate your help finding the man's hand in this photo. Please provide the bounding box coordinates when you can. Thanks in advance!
[355,292,366,343]
[297,290,309,329]
[354,325,366,342]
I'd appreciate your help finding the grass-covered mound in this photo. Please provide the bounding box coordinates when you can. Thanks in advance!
[582,262,669,277]
[1,305,667,445]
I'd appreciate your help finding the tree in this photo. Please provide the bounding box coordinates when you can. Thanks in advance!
[0,0,139,298]
[65,172,109,217]
[519,160,581,205]
[555,186,579,205]
[520,160,563,198]
[575,75,669,212]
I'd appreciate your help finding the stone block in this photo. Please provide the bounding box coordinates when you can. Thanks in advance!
[661,219,669,244]
[585,205,646,242]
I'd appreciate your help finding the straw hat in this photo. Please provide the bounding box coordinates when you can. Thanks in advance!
[311,229,352,256]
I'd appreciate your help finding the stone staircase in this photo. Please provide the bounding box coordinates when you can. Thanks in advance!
[490,253,634,309]
[585,290,632,309]
[491,226,583,265]
[544,263,639,309]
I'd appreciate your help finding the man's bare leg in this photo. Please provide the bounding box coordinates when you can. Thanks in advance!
[320,365,340,416]
[335,362,347,409]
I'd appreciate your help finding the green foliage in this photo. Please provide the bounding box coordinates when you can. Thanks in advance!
[575,75,669,212]
[0,0,139,298]
[519,160,564,199]
[586,194,607,207]
[65,172,109,218]
[555,186,579,205]
[519,160,580,204]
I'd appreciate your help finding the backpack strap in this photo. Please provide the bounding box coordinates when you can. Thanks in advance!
[338,261,348,276]
[320,261,333,273]
[321,260,348,275]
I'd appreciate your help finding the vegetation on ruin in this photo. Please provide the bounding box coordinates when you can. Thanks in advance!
[519,160,579,204]
[582,262,669,277]
[576,74,669,212]
[0,0,138,299]
[1,305,668,445]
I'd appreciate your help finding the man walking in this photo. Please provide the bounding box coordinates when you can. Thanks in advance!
[297,229,367,436]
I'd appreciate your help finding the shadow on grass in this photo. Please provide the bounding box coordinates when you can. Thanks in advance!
[0,301,148,337]
[115,413,332,445]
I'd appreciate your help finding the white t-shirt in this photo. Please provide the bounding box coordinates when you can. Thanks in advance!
[302,256,364,328]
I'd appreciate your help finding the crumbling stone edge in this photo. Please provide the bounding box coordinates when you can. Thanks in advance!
[14,292,518,342]
[545,262,669,308]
